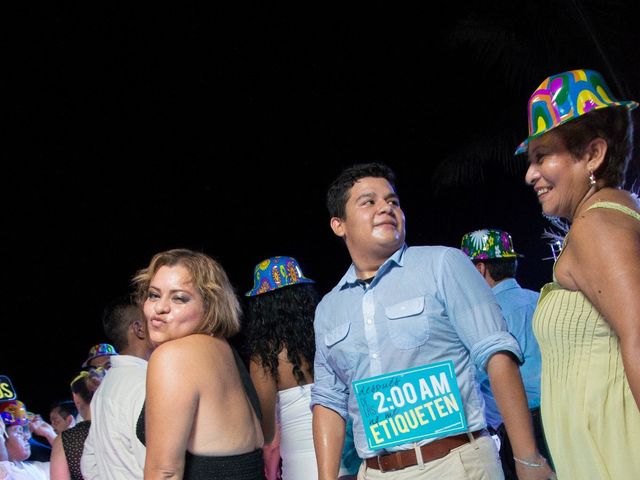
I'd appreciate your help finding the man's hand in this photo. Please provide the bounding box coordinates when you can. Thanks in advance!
[29,416,57,445]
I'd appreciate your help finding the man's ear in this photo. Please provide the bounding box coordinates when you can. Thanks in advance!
[131,320,146,340]
[474,262,486,277]
[586,137,607,175]
[65,412,76,428]
[330,216,345,238]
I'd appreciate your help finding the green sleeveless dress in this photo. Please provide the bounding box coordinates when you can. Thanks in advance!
[533,201,640,479]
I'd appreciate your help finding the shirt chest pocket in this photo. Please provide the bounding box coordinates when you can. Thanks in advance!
[324,322,365,373]
[384,296,430,349]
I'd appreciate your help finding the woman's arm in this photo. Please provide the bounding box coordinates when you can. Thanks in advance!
[568,209,640,408]
[144,341,198,480]
[487,353,555,480]
[262,424,281,480]
[50,434,70,480]
[249,359,278,444]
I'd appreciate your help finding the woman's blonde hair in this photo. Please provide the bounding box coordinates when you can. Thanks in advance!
[132,249,241,338]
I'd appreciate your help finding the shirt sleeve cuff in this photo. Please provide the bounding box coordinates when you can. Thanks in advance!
[310,386,349,421]
[471,331,524,371]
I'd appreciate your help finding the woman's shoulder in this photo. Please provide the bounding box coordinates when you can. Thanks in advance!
[149,336,236,391]
[157,333,227,348]
[588,189,640,212]
[151,335,230,365]
[574,190,638,226]
[570,190,640,248]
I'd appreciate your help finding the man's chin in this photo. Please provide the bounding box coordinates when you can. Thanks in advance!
[18,447,31,462]
[375,236,404,253]
[373,228,403,240]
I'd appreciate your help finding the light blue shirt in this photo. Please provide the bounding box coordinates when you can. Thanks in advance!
[311,245,522,459]
[478,278,541,429]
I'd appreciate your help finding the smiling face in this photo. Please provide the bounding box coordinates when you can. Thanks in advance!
[525,130,592,220]
[143,264,205,345]
[331,176,405,272]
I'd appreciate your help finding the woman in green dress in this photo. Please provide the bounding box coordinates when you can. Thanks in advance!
[518,68,640,479]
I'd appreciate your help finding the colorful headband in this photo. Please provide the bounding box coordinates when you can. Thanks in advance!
[70,370,90,387]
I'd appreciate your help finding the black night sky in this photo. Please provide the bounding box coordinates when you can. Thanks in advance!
[3,1,640,416]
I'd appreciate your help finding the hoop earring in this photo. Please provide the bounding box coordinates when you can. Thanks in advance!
[589,171,596,186]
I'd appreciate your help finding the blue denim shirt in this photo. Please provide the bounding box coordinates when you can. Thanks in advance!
[311,245,522,458]
[478,278,542,429]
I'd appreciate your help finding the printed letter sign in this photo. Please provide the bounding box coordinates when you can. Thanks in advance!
[353,361,467,450]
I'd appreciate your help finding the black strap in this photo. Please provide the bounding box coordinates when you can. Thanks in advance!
[231,345,262,422]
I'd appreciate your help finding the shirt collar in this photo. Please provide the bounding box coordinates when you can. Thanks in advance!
[338,244,407,289]
[109,354,149,367]
[492,277,521,295]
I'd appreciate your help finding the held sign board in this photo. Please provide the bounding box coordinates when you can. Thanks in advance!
[0,376,17,401]
[353,361,467,450]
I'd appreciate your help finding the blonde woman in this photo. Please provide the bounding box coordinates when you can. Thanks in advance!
[134,249,264,480]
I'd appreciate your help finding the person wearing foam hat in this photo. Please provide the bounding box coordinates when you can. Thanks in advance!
[519,69,640,478]
[245,256,321,479]
[461,229,549,479]
[81,343,118,370]
[1,400,50,479]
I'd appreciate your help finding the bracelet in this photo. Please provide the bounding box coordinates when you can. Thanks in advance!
[513,455,547,467]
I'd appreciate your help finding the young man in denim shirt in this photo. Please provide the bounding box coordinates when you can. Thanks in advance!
[311,163,554,480]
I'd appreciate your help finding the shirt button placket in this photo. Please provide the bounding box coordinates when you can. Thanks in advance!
[362,288,382,374]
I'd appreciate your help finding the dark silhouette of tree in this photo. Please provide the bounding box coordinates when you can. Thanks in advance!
[431,0,639,192]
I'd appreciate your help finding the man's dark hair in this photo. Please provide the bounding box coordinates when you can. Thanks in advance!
[476,258,518,282]
[50,400,77,419]
[326,163,397,219]
[102,294,143,352]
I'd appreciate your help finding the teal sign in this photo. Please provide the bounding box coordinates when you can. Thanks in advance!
[353,361,467,450]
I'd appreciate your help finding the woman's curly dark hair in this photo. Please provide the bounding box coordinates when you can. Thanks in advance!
[245,283,320,386]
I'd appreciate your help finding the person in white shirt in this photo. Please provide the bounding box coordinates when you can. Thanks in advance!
[80,296,154,480]
[1,400,49,480]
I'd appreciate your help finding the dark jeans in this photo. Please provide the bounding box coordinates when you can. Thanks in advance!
[496,407,554,479]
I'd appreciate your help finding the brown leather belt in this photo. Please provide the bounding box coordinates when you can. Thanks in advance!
[365,429,488,472]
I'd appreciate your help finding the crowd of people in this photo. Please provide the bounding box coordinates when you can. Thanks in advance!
[2,68,639,479]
